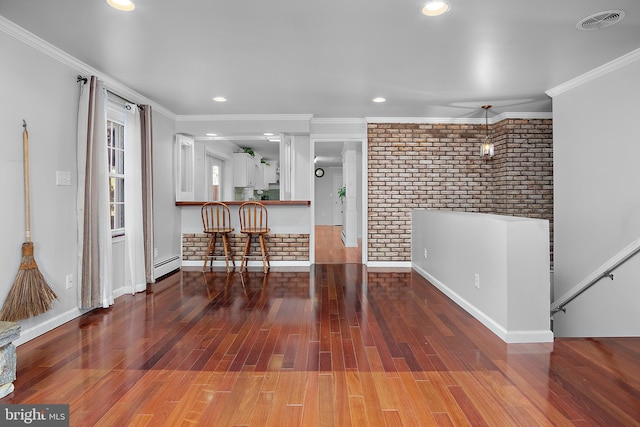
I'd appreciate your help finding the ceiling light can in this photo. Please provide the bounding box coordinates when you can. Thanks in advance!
[106,0,135,12]
[422,1,450,16]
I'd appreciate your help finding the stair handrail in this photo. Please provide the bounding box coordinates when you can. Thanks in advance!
[551,236,640,316]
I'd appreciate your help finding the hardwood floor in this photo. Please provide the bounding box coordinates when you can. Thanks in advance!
[315,225,361,264]
[7,266,640,426]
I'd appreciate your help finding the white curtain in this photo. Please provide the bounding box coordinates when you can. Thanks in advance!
[77,76,114,309]
[124,104,147,294]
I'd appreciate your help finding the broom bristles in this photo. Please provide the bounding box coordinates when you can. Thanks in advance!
[0,242,58,322]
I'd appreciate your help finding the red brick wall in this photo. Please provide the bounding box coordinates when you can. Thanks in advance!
[367,119,553,263]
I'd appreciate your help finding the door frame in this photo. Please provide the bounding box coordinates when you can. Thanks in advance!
[310,133,367,265]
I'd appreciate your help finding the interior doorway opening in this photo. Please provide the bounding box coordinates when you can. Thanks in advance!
[313,140,363,264]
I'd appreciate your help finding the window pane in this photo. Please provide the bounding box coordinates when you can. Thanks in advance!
[107,117,125,234]
[116,149,124,174]
[114,203,125,229]
[109,177,115,201]
[116,177,124,203]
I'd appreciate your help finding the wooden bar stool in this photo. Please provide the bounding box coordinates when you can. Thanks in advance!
[201,202,235,273]
[238,201,270,273]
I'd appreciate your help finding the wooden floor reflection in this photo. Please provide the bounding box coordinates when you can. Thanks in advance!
[8,266,640,426]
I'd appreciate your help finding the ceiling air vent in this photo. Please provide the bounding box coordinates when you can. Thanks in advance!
[576,10,625,31]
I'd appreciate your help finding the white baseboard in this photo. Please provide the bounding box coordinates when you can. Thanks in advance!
[14,307,85,346]
[505,329,554,344]
[366,261,412,268]
[413,264,553,344]
[154,255,181,278]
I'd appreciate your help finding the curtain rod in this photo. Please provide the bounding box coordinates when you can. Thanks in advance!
[76,74,144,110]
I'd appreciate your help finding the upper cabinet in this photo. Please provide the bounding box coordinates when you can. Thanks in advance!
[233,152,260,187]
[263,161,278,185]
[175,134,194,201]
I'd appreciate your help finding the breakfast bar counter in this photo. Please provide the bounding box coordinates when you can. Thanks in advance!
[176,200,312,268]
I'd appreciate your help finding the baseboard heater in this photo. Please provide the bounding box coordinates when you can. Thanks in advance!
[154,255,181,280]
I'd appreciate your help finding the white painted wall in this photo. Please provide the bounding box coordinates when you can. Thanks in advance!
[151,113,182,275]
[412,209,552,343]
[293,135,311,200]
[551,56,640,337]
[0,29,83,344]
[0,25,180,343]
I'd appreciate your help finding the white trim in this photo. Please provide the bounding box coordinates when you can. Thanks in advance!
[15,307,85,346]
[505,330,554,344]
[413,264,553,343]
[311,118,367,125]
[493,111,553,121]
[176,114,314,122]
[366,112,553,125]
[0,15,176,120]
[546,47,640,98]
[312,133,367,141]
[366,261,412,268]
[154,255,182,278]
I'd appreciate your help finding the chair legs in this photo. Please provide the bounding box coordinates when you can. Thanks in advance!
[203,232,236,273]
[240,233,270,273]
[258,234,270,273]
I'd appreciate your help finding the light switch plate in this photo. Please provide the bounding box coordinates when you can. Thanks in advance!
[56,171,71,186]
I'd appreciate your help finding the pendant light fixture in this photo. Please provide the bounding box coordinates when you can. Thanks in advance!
[480,105,494,158]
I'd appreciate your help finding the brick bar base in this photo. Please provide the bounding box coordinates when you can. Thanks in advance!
[182,233,310,262]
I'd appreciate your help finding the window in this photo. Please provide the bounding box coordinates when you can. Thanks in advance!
[206,153,224,201]
[107,115,125,236]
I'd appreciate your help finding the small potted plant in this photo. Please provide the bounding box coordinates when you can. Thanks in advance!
[338,185,346,201]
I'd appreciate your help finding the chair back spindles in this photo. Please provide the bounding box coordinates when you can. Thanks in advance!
[238,202,270,272]
[239,202,268,233]
[201,202,235,272]
[202,202,232,233]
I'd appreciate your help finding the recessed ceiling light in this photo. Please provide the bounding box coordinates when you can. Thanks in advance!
[263,132,275,136]
[372,97,386,103]
[106,0,135,12]
[212,96,227,102]
[422,1,449,16]
[206,133,217,137]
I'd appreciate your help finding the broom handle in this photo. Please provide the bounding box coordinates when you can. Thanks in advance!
[23,120,31,242]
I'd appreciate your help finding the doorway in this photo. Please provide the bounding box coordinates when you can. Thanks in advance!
[313,140,363,264]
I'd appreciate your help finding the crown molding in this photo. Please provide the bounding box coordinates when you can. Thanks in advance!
[0,15,176,120]
[493,112,553,122]
[311,134,366,142]
[176,114,313,122]
[310,118,367,125]
[546,47,640,98]
[367,112,553,125]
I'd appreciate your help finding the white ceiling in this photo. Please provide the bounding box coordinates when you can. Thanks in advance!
[1,0,639,160]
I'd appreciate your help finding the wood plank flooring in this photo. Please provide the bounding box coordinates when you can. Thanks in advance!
[6,265,640,426]
[315,225,361,264]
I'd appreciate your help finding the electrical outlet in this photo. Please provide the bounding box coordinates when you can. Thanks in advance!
[474,273,480,289]
[56,171,71,186]
[66,274,73,289]
[423,248,428,259]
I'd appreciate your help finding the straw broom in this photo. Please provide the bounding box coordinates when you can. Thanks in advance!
[0,120,57,321]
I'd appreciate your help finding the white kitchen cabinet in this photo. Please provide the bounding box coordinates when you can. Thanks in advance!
[233,152,258,187]
[263,161,278,185]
